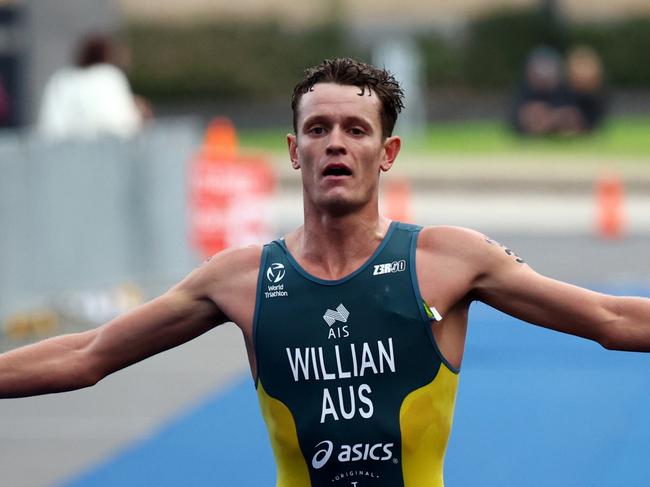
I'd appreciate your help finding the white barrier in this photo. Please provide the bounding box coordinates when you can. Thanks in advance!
[0,118,203,324]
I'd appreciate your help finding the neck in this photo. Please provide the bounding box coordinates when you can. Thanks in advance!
[286,204,392,280]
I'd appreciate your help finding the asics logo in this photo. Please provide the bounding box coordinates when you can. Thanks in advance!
[323,304,349,326]
[312,440,334,469]
[311,440,395,469]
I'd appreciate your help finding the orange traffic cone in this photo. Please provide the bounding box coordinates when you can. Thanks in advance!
[203,117,238,159]
[595,173,626,239]
[384,178,413,223]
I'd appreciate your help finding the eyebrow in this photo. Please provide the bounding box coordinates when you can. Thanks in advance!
[301,114,373,130]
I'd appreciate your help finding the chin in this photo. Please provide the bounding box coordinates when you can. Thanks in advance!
[319,194,366,216]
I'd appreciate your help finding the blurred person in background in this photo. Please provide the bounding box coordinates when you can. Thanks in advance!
[37,33,152,140]
[565,45,607,132]
[511,46,584,136]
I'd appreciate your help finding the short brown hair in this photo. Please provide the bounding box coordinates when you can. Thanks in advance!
[76,34,114,68]
[291,58,405,138]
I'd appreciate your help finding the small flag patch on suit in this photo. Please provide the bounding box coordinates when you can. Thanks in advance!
[423,301,443,322]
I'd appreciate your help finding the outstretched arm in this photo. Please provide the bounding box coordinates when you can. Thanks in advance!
[0,252,238,399]
[470,233,650,352]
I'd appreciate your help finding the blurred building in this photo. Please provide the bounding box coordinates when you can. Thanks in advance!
[9,0,649,127]
[118,0,650,26]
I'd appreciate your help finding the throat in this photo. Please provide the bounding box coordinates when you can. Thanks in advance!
[286,218,393,280]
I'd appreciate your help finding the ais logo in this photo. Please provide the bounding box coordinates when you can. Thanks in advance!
[311,440,394,469]
[266,263,285,283]
[323,303,350,339]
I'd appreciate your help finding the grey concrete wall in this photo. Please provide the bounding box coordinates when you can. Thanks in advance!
[0,118,202,321]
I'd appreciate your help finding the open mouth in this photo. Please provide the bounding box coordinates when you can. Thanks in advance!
[323,164,352,177]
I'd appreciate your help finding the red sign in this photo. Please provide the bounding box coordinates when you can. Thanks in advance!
[189,120,276,258]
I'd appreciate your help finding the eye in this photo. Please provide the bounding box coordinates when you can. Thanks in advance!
[349,127,365,136]
[308,126,326,136]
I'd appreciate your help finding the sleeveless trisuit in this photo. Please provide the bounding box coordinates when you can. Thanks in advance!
[253,222,459,487]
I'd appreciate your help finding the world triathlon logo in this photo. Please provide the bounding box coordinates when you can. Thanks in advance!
[266,263,286,283]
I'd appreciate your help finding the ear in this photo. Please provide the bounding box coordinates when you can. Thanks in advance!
[287,134,300,170]
[379,136,401,172]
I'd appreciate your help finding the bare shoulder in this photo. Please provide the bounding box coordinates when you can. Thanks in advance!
[414,226,533,315]
[201,244,264,276]
[168,245,263,307]
[417,225,494,262]
[417,225,528,278]
[418,225,486,250]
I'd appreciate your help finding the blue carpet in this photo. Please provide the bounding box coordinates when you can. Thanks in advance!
[61,285,650,487]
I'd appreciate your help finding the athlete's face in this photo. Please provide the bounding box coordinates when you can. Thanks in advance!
[288,83,401,216]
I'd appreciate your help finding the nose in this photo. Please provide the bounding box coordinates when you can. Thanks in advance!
[326,127,347,156]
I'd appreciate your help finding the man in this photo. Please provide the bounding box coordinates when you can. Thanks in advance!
[38,33,150,140]
[1,58,649,487]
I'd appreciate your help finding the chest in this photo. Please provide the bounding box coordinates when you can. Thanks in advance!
[254,229,440,399]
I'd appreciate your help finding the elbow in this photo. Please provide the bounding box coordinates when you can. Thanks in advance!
[70,336,108,390]
[595,319,622,350]
[595,319,631,352]
[594,298,628,351]
[76,348,110,389]
[81,366,105,389]
[597,334,619,351]
[57,353,105,393]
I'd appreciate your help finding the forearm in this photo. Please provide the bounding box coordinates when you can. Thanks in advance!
[0,253,234,399]
[601,295,650,352]
[0,331,99,398]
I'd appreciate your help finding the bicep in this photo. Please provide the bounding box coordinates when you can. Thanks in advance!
[474,260,615,343]
[86,289,225,379]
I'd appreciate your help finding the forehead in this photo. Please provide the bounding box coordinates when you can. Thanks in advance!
[296,82,382,126]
